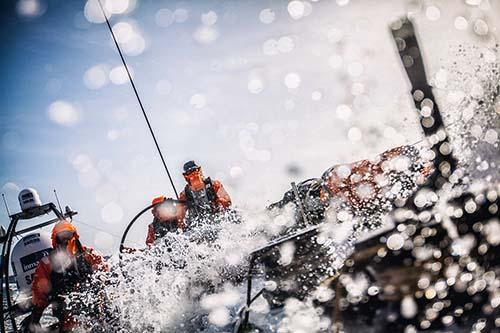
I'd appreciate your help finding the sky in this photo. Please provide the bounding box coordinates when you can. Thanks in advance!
[1,0,499,254]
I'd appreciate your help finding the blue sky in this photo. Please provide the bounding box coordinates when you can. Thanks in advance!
[1,0,499,253]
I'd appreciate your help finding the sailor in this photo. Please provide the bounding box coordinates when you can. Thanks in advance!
[29,220,107,332]
[145,195,185,246]
[179,160,232,226]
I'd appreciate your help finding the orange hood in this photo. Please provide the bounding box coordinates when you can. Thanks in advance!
[51,220,79,254]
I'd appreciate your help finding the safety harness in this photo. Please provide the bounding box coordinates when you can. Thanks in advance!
[183,177,217,218]
[151,218,178,239]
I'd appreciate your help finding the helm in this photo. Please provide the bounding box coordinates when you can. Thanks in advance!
[152,195,166,206]
[51,220,79,253]
[183,160,201,175]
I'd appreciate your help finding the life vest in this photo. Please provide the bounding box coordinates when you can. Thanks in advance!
[49,249,93,300]
[151,218,178,239]
[183,177,217,217]
[46,249,94,327]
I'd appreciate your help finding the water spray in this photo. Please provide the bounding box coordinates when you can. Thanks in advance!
[291,182,310,226]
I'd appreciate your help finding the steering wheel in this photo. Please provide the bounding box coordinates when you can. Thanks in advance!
[119,199,185,253]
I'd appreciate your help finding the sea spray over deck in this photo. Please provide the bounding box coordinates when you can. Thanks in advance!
[64,208,352,332]
[436,45,500,182]
[60,142,436,332]
[66,146,433,332]
[74,209,289,331]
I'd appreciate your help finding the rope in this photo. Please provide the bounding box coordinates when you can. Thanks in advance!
[96,0,179,199]
[74,219,143,247]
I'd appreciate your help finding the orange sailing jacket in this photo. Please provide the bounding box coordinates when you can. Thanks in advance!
[320,145,431,209]
[179,179,231,210]
[32,246,106,308]
[145,180,231,245]
[145,218,184,246]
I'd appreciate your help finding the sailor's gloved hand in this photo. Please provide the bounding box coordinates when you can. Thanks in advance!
[27,306,44,332]
[26,323,42,333]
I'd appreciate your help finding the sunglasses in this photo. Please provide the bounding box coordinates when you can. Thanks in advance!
[55,230,75,244]
[183,168,201,176]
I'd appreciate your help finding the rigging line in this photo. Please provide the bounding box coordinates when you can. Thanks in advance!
[96,0,179,200]
[73,219,143,247]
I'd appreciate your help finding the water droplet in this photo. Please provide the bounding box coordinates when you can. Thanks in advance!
[454,16,468,30]
[83,65,108,90]
[350,82,364,95]
[248,79,264,94]
[348,127,362,142]
[193,26,219,44]
[112,22,134,43]
[174,8,189,23]
[259,8,275,24]
[287,1,305,20]
[109,65,130,85]
[336,0,350,6]
[336,104,352,120]
[156,79,172,95]
[347,62,364,77]
[473,19,489,36]
[470,124,483,138]
[106,0,132,15]
[190,93,207,108]
[208,307,230,327]
[201,10,217,26]
[230,166,243,178]
[84,0,108,24]
[155,8,174,27]
[425,6,441,21]
[262,39,279,56]
[387,233,404,250]
[16,0,46,18]
[328,55,343,69]
[94,231,114,250]
[47,101,81,126]
[284,99,295,111]
[401,295,418,318]
[484,129,498,144]
[311,90,322,101]
[277,36,294,53]
[284,72,301,89]
[107,129,119,141]
[101,202,123,224]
